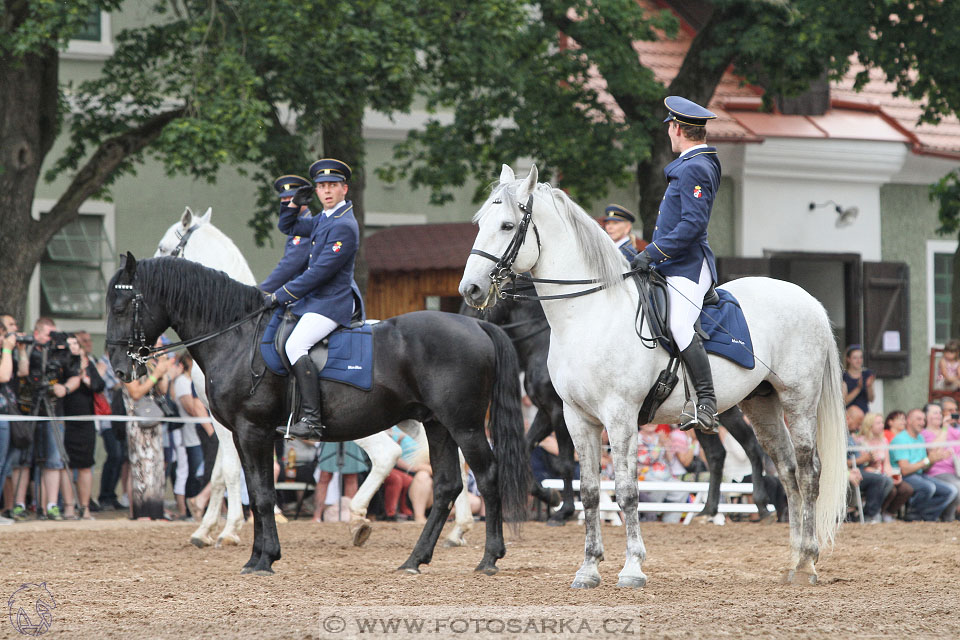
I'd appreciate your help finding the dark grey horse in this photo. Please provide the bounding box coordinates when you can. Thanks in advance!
[106,255,529,576]
[464,295,775,523]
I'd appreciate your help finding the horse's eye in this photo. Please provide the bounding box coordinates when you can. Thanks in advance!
[501,222,515,231]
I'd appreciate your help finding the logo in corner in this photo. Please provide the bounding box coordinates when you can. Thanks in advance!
[693,185,703,199]
[332,241,343,253]
[8,583,56,636]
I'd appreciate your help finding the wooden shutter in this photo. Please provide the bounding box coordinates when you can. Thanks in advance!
[862,261,910,378]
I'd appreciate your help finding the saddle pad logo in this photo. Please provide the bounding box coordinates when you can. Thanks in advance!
[292,236,301,245]
[693,185,703,199]
[332,241,343,253]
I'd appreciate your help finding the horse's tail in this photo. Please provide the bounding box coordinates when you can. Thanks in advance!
[478,321,531,524]
[815,341,849,548]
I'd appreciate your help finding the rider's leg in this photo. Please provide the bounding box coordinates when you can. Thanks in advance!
[283,313,339,439]
[666,260,716,433]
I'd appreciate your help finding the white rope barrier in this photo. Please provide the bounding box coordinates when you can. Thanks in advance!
[0,413,214,424]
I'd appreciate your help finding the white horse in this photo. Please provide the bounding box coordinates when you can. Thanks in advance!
[460,165,848,588]
[156,207,474,547]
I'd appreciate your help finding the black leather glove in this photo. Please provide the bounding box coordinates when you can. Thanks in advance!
[292,185,314,207]
[262,291,280,309]
[631,251,654,273]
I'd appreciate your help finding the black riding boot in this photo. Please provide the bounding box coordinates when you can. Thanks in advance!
[679,335,718,434]
[279,356,324,440]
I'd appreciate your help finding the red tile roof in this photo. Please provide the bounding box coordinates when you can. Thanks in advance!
[628,0,960,156]
[366,222,477,273]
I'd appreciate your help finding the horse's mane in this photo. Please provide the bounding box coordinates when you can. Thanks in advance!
[476,180,628,291]
[130,257,263,330]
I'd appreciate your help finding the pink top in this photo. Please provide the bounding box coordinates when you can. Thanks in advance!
[921,427,960,476]
[858,436,890,475]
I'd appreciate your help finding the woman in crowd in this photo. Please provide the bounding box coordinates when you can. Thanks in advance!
[842,344,875,412]
[883,410,906,443]
[62,334,104,519]
[858,410,912,522]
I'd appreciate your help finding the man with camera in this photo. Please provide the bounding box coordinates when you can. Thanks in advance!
[12,318,82,520]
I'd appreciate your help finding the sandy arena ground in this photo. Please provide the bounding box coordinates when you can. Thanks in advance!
[3,515,959,639]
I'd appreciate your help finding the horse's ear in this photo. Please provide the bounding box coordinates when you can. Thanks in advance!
[121,251,137,276]
[181,206,194,228]
[199,207,212,224]
[517,164,539,199]
[499,164,515,184]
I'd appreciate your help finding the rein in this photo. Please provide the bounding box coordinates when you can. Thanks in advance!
[171,224,199,258]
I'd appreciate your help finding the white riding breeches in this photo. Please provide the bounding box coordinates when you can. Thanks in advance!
[665,259,711,351]
[285,313,339,362]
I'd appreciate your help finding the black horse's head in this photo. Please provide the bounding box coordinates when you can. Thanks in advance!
[105,252,171,382]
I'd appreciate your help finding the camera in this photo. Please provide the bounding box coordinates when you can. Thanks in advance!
[15,334,34,345]
[952,413,959,421]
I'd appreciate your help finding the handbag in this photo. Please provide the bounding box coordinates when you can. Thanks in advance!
[124,388,165,429]
[93,392,111,416]
[10,420,34,450]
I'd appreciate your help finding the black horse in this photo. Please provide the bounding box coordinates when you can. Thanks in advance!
[463,295,776,522]
[106,255,529,576]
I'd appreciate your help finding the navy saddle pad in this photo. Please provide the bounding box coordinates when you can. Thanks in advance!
[660,288,754,369]
[260,310,375,390]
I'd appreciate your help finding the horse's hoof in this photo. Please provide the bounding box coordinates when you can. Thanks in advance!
[215,534,240,548]
[570,574,601,589]
[397,566,420,575]
[240,566,255,575]
[474,564,499,576]
[251,568,275,576]
[442,537,466,548]
[350,520,372,547]
[190,536,211,549]
[616,575,647,589]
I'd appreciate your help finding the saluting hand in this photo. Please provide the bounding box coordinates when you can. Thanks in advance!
[292,185,314,207]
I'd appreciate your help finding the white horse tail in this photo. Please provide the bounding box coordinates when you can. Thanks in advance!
[815,345,848,548]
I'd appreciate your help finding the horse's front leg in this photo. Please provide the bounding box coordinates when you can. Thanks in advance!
[350,432,401,547]
[609,419,646,588]
[564,408,604,589]
[694,431,725,521]
[234,425,281,575]
[216,424,246,547]
[550,414,579,526]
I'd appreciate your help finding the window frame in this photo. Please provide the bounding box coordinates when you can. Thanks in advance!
[63,10,114,61]
[28,199,116,335]
[926,239,957,349]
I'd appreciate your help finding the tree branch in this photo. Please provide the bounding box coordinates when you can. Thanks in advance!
[39,108,186,238]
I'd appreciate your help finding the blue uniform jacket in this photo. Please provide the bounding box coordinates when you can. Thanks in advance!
[643,147,720,283]
[258,204,314,293]
[272,201,361,326]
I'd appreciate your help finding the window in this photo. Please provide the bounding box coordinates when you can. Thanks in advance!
[73,9,102,41]
[64,9,114,60]
[926,240,958,348]
[39,215,114,320]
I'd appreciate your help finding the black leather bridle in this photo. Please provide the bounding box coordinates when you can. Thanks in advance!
[469,193,634,303]
[170,224,199,258]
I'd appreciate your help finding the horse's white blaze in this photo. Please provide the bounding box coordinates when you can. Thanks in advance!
[462,166,847,586]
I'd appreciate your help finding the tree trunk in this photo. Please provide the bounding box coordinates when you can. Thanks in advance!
[0,47,60,323]
[127,422,166,519]
[322,104,369,296]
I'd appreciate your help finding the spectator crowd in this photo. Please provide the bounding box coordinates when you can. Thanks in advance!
[3,313,959,527]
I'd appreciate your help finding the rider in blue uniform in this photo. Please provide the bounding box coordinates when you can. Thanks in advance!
[631,96,721,434]
[264,159,361,439]
[602,204,639,261]
[259,175,314,293]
